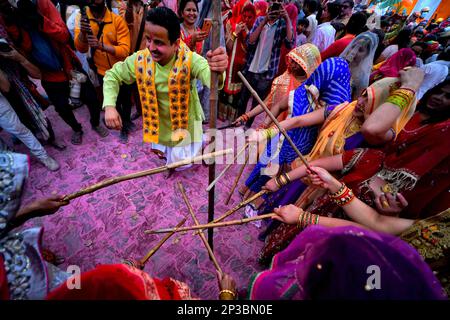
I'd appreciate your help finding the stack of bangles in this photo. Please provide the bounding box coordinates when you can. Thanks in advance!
[263,126,279,140]
[274,172,291,188]
[219,289,236,300]
[241,113,250,122]
[297,210,320,229]
[328,183,355,206]
[386,87,415,111]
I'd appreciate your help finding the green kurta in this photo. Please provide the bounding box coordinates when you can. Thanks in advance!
[103,50,216,147]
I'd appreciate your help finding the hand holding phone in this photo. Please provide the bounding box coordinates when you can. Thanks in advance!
[202,18,213,34]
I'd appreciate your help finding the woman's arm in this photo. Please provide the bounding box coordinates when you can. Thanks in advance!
[0,48,41,79]
[361,68,424,145]
[308,167,415,235]
[263,154,344,192]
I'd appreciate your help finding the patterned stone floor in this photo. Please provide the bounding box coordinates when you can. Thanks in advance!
[5,104,267,300]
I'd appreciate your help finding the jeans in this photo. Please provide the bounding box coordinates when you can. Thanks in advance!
[42,78,101,132]
[0,93,48,160]
[237,72,273,128]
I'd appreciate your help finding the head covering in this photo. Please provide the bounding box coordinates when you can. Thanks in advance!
[229,0,256,29]
[279,57,351,164]
[254,1,268,17]
[47,264,195,300]
[417,61,449,100]
[248,226,446,300]
[286,43,322,79]
[340,31,379,98]
[370,48,416,80]
[307,77,416,161]
[284,3,298,32]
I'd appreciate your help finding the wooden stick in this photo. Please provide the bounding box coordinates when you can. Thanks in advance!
[144,213,276,235]
[237,71,312,171]
[140,216,188,266]
[62,149,233,201]
[178,182,223,276]
[225,152,249,205]
[206,142,249,192]
[207,0,222,252]
[213,189,268,225]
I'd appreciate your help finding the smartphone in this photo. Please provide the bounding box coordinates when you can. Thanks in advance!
[202,18,213,34]
[0,39,11,53]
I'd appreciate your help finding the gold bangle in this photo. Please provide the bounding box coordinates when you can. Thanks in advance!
[329,183,346,198]
[297,210,305,229]
[219,289,236,300]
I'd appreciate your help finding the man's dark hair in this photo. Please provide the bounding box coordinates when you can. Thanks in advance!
[380,19,389,29]
[298,18,310,28]
[372,28,386,62]
[327,2,341,21]
[341,0,354,8]
[304,0,319,15]
[146,7,181,44]
[331,22,346,34]
[394,29,412,49]
[346,12,368,35]
[178,0,199,22]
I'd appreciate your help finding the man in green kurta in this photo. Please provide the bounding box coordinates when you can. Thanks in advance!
[103,7,227,167]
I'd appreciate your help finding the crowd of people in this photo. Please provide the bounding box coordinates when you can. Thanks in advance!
[0,0,449,300]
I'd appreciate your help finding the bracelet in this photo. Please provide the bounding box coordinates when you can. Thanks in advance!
[329,183,346,198]
[386,88,415,111]
[219,289,236,300]
[241,113,250,122]
[297,210,305,229]
[264,126,279,140]
[329,184,355,206]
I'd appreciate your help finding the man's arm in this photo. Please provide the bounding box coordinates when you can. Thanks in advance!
[103,53,138,129]
[247,16,267,46]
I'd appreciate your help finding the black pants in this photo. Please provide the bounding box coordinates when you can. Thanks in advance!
[42,78,101,132]
[98,75,133,132]
[237,71,273,128]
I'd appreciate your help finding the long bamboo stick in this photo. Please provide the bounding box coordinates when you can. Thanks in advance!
[144,213,276,235]
[178,182,223,276]
[62,149,232,201]
[123,216,188,270]
[225,152,249,205]
[206,142,249,192]
[237,71,311,171]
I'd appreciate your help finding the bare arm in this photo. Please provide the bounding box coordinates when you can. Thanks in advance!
[362,68,424,145]
[0,48,41,79]
[309,167,415,235]
[277,108,325,132]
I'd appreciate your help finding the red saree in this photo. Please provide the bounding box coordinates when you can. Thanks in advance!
[46,264,195,300]
[259,113,450,264]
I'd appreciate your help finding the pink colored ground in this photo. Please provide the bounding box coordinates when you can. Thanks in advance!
[9,105,265,299]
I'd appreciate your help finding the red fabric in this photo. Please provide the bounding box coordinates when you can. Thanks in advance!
[4,0,80,82]
[0,256,10,300]
[180,27,203,54]
[370,48,416,82]
[320,34,355,61]
[46,264,192,300]
[254,1,268,17]
[277,4,298,76]
[223,1,256,95]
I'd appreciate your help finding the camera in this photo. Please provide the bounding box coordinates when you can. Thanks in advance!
[69,70,87,108]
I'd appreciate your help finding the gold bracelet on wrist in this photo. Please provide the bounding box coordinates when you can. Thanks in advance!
[329,183,346,198]
[219,289,236,300]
